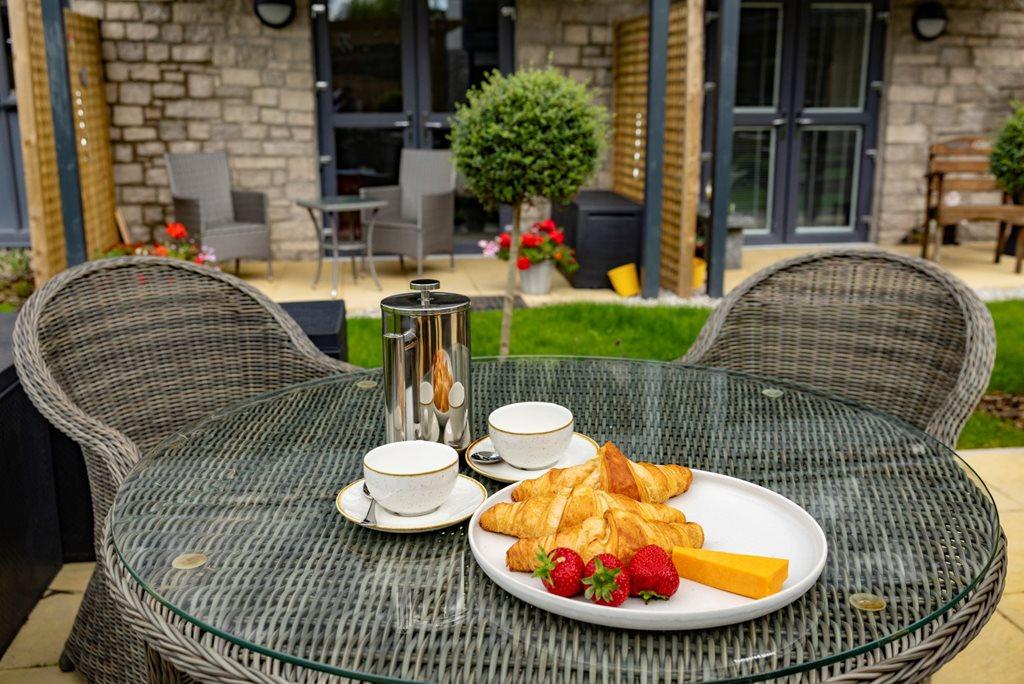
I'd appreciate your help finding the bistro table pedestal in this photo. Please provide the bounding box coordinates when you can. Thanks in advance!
[297,196,388,297]
[107,358,1004,682]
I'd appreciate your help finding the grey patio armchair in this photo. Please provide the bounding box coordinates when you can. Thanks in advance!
[12,257,357,683]
[359,148,456,274]
[681,248,1005,680]
[165,151,274,278]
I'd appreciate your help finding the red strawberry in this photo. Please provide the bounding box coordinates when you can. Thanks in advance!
[582,554,631,607]
[532,546,585,598]
[627,545,679,602]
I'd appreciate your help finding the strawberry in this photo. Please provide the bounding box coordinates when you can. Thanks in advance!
[582,554,631,607]
[627,545,679,602]
[532,546,585,598]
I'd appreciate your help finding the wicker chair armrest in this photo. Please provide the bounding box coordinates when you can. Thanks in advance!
[360,185,401,221]
[172,196,204,237]
[419,190,454,232]
[231,190,269,224]
[13,314,141,490]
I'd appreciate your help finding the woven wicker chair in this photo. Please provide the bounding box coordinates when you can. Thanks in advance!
[12,257,357,683]
[683,248,1005,679]
[682,248,995,447]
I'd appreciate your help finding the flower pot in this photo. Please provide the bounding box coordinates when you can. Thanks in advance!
[519,260,554,294]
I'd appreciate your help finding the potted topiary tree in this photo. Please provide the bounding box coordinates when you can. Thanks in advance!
[990,102,1024,256]
[450,67,606,356]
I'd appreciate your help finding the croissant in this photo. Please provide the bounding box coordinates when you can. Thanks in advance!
[510,442,692,503]
[480,485,688,538]
[505,509,704,572]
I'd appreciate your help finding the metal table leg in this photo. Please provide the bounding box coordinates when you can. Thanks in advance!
[307,206,323,289]
[365,207,381,290]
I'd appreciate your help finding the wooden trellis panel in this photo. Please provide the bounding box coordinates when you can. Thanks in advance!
[612,0,704,296]
[8,0,66,282]
[65,10,117,257]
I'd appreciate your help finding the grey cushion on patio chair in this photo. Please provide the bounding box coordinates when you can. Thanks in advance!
[682,248,995,448]
[360,149,456,274]
[165,151,273,277]
[12,257,357,683]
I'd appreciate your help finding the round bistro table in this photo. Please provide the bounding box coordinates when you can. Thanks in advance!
[107,357,1004,683]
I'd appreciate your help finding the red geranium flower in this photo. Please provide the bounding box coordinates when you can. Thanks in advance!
[551,229,565,245]
[166,222,188,240]
[498,232,512,248]
[516,256,531,270]
[536,219,557,233]
[521,232,543,248]
[153,244,169,257]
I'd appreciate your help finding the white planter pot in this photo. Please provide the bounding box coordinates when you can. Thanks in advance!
[518,260,554,294]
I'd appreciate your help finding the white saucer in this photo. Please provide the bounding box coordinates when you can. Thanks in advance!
[335,475,486,533]
[465,432,599,483]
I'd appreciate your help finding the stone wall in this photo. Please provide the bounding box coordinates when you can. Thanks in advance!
[876,0,1024,243]
[515,0,646,194]
[71,0,318,257]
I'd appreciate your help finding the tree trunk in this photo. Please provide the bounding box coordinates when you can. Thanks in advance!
[499,202,522,358]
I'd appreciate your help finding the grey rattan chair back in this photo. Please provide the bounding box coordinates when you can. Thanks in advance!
[12,256,354,682]
[682,249,994,447]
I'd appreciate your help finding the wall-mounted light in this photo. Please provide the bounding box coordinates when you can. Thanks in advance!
[912,1,948,42]
[253,0,297,29]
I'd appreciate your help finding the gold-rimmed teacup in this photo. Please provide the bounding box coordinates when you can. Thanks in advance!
[488,402,574,470]
[363,440,459,516]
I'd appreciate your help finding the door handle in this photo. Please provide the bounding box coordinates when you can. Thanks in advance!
[393,120,411,128]
[424,121,445,129]
[795,117,814,125]
[771,118,787,126]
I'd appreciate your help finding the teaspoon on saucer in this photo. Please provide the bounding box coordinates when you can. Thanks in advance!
[469,450,503,465]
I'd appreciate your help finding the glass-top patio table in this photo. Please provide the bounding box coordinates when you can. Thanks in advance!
[108,357,1002,682]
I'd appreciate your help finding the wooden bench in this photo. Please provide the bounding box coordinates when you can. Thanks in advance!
[922,135,1024,273]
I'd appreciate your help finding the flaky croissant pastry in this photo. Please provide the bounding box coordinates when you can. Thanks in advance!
[510,442,692,503]
[506,509,704,572]
[481,484,688,538]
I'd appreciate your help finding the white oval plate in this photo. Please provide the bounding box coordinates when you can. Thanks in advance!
[468,470,827,630]
[336,475,486,533]
[465,432,599,483]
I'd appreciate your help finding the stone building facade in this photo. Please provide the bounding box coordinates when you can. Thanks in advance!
[68,0,1024,255]
[877,0,1024,243]
[70,0,319,257]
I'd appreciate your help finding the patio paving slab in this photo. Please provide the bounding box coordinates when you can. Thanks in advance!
[932,611,1024,684]
[45,563,93,594]
[237,241,1024,316]
[0,667,84,683]
[0,591,81,670]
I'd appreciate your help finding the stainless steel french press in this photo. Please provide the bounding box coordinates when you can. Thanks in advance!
[380,279,471,449]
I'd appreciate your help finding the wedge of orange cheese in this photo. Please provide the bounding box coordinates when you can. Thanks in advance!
[672,547,788,599]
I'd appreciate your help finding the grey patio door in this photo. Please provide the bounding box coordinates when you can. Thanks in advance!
[0,1,28,247]
[727,0,886,244]
[313,0,513,197]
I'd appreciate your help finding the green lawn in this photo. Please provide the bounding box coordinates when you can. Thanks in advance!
[348,301,1024,450]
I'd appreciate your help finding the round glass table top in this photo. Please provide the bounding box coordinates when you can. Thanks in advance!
[110,357,1000,682]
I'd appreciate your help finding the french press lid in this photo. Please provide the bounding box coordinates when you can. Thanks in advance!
[380,279,471,315]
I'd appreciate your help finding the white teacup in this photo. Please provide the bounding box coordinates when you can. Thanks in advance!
[363,440,459,516]
[488,402,574,470]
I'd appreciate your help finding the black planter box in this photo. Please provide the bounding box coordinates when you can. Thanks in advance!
[280,300,348,362]
[552,191,643,289]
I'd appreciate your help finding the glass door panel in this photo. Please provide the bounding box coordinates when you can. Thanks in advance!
[731,128,775,234]
[788,1,873,239]
[735,4,782,111]
[731,1,788,243]
[327,1,405,113]
[803,4,870,111]
[796,127,861,231]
